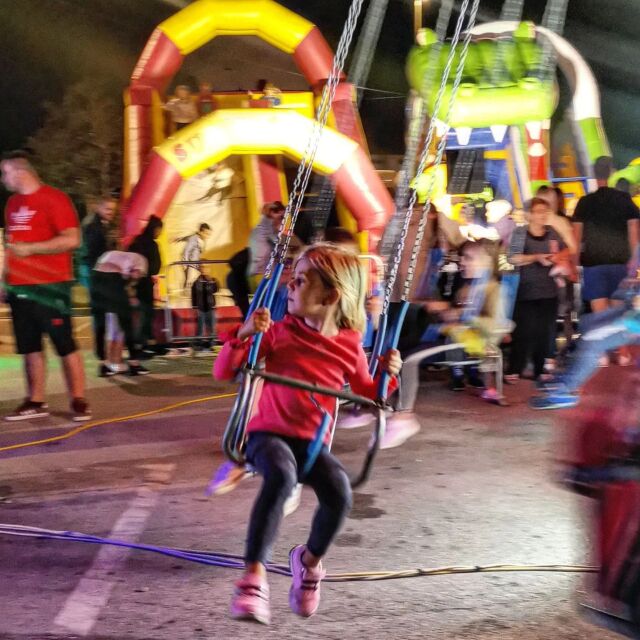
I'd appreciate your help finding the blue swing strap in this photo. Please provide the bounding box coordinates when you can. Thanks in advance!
[221,372,255,464]
[246,275,270,317]
[365,299,411,397]
[247,262,285,368]
[220,262,286,465]
[301,399,333,478]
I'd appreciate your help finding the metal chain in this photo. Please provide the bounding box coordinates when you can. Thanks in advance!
[538,0,569,77]
[310,0,391,238]
[381,0,478,312]
[350,0,391,106]
[499,0,525,21]
[401,0,480,301]
[264,0,366,278]
[378,0,455,260]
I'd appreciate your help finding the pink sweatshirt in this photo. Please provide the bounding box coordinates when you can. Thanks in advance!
[214,315,395,443]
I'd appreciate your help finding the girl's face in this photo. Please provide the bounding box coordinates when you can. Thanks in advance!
[287,257,333,320]
[460,246,490,279]
[530,203,550,226]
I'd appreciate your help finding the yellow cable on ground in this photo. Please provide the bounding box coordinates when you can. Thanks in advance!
[325,563,598,582]
[0,392,237,453]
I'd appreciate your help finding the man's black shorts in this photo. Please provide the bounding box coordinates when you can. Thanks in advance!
[8,290,77,357]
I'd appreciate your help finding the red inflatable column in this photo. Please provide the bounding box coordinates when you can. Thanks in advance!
[127,30,183,186]
[122,152,182,244]
[333,147,394,252]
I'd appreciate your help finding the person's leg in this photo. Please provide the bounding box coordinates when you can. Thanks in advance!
[136,277,154,347]
[561,323,635,392]
[185,267,199,292]
[93,308,106,362]
[533,298,558,379]
[47,307,86,403]
[583,265,612,314]
[195,310,205,348]
[118,309,143,365]
[8,295,46,403]
[604,264,633,364]
[590,298,610,313]
[232,434,293,625]
[61,351,86,399]
[89,275,106,362]
[394,341,447,411]
[244,433,299,569]
[561,281,575,354]
[108,337,124,367]
[24,352,46,403]
[203,309,214,348]
[508,300,531,376]
[396,350,424,411]
[303,448,352,560]
[578,305,627,334]
[289,447,351,617]
[105,312,124,368]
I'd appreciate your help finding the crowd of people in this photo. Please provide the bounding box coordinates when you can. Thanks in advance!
[0,150,220,421]
[2,149,638,428]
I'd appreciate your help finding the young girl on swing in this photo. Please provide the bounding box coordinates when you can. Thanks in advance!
[214,243,401,624]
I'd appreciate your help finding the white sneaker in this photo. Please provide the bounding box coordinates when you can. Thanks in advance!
[336,410,374,429]
[283,483,302,517]
[379,413,421,450]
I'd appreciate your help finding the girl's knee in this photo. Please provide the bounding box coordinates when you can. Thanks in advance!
[330,469,353,513]
[263,463,297,495]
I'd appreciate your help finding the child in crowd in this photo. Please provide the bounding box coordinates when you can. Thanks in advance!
[164,85,198,131]
[191,273,218,352]
[197,81,216,116]
[214,243,401,624]
[382,239,513,449]
[92,251,150,376]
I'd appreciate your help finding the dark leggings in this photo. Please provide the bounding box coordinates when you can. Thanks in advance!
[244,432,352,565]
[135,277,154,347]
[509,297,558,379]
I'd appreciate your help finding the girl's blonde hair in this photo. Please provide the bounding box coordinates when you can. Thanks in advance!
[296,242,367,333]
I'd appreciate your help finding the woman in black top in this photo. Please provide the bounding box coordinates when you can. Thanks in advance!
[507,198,569,381]
[128,215,163,351]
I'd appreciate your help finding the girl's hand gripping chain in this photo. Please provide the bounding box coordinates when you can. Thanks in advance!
[238,308,273,342]
[380,348,402,377]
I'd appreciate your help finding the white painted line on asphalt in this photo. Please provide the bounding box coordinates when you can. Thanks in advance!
[52,463,176,636]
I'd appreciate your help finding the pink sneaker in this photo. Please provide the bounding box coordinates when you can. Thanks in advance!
[289,545,326,617]
[230,573,270,625]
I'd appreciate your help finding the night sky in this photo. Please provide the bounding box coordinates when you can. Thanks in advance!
[0,0,638,168]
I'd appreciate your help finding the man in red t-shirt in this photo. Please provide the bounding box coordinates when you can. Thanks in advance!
[1,151,90,422]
